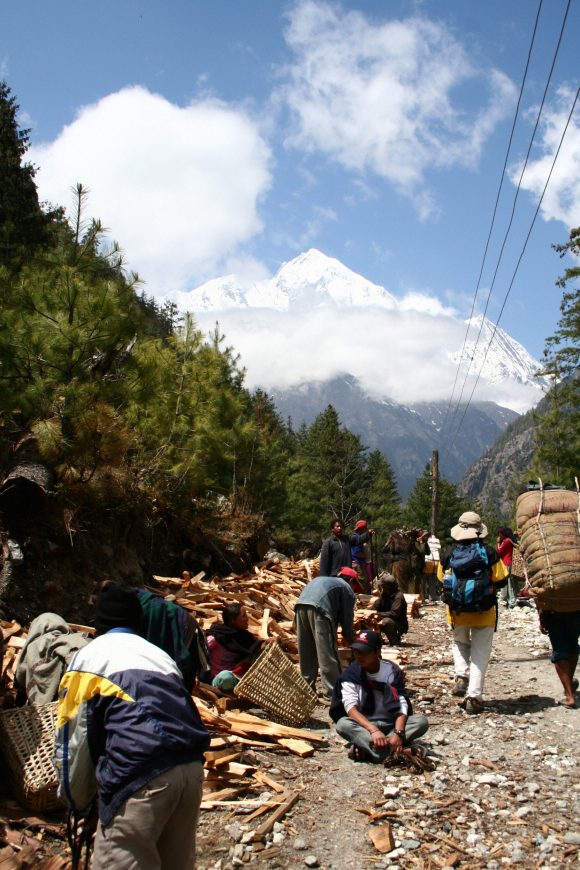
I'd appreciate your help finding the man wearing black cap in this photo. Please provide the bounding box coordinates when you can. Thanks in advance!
[329,630,428,762]
[54,583,210,870]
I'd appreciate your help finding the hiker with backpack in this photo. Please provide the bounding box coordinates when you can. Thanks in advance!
[438,511,508,715]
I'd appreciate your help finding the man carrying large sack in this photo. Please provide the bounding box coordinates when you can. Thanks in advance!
[516,483,580,709]
[438,512,508,715]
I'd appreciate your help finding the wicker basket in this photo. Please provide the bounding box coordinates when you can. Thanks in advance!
[511,545,525,580]
[234,642,318,726]
[0,702,62,812]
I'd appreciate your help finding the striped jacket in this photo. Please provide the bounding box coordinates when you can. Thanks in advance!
[53,628,210,825]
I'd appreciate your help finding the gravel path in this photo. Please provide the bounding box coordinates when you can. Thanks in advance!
[197,604,580,870]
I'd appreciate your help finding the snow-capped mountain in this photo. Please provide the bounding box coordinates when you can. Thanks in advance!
[161,249,548,412]
[167,249,397,312]
[451,314,549,389]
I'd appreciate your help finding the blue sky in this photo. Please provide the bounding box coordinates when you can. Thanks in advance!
[2,0,579,363]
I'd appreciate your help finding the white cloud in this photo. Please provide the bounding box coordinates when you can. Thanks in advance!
[195,305,540,414]
[511,86,580,229]
[280,1,516,218]
[29,86,272,292]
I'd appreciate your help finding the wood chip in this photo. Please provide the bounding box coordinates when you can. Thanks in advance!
[369,823,395,853]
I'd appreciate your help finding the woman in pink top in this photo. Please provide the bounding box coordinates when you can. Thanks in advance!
[497,526,518,609]
[205,603,273,690]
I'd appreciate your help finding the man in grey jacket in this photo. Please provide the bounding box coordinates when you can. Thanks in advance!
[295,567,363,703]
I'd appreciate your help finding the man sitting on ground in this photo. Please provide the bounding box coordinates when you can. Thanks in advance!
[330,629,428,763]
[374,574,408,646]
[205,603,274,691]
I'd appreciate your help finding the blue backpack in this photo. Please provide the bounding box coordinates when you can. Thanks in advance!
[442,542,496,614]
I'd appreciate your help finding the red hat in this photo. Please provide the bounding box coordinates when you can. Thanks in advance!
[339,566,364,593]
[354,520,367,531]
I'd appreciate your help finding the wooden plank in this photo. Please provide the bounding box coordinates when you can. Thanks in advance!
[369,823,395,853]
[0,622,22,640]
[253,792,299,840]
[226,711,325,742]
[204,750,241,766]
[276,738,315,757]
[260,608,270,640]
[253,772,286,794]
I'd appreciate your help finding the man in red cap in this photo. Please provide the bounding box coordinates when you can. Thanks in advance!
[295,567,363,704]
[329,629,429,762]
[351,520,374,594]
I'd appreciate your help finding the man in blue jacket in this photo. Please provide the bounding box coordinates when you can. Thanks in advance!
[53,583,210,870]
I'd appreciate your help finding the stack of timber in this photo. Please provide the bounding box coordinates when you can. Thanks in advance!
[1,557,418,709]
[150,557,416,670]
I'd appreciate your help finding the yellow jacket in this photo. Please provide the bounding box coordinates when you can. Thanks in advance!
[437,547,508,627]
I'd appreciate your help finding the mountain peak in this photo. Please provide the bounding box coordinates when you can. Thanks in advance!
[164,249,397,312]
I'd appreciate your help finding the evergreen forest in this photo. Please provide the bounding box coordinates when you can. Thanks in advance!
[2,78,578,580]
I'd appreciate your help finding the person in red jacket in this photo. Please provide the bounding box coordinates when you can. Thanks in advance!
[497,526,519,609]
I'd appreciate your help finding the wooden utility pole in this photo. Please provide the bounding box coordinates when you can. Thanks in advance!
[431,449,438,537]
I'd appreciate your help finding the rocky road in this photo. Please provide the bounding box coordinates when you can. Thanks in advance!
[197,603,580,870]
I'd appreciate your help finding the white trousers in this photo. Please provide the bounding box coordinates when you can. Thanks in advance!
[451,625,494,700]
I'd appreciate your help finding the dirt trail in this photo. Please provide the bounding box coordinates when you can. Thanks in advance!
[198,604,580,870]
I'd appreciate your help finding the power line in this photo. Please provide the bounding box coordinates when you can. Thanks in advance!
[436,0,544,450]
[441,82,580,470]
[439,0,572,461]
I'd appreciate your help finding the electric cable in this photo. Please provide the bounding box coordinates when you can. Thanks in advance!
[441,82,580,471]
[439,0,572,461]
[436,0,544,449]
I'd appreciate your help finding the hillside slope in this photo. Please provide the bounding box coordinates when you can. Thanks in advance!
[456,395,547,516]
[271,376,519,497]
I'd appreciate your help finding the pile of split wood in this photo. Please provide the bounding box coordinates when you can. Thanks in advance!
[0,807,70,870]
[1,556,420,708]
[150,556,418,670]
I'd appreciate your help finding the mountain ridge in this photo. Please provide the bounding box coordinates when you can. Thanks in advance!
[270,375,519,498]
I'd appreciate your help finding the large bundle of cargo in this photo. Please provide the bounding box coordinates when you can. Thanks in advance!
[516,481,580,611]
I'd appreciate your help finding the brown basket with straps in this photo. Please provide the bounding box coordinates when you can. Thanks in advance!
[0,702,62,811]
[511,544,525,580]
[234,641,318,726]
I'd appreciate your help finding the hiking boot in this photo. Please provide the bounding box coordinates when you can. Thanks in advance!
[452,677,469,697]
[465,697,484,715]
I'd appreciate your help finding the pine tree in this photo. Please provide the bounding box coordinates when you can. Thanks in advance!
[365,449,402,545]
[404,464,470,547]
[0,185,145,480]
[0,81,58,265]
[532,227,580,487]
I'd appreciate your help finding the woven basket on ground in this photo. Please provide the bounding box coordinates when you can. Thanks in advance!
[234,642,318,726]
[0,702,62,812]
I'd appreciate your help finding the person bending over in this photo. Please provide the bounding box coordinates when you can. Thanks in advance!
[330,630,428,763]
[295,567,362,703]
[54,583,209,870]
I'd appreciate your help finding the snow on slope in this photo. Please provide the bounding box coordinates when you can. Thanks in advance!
[161,249,548,408]
[168,249,397,311]
[450,315,549,389]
